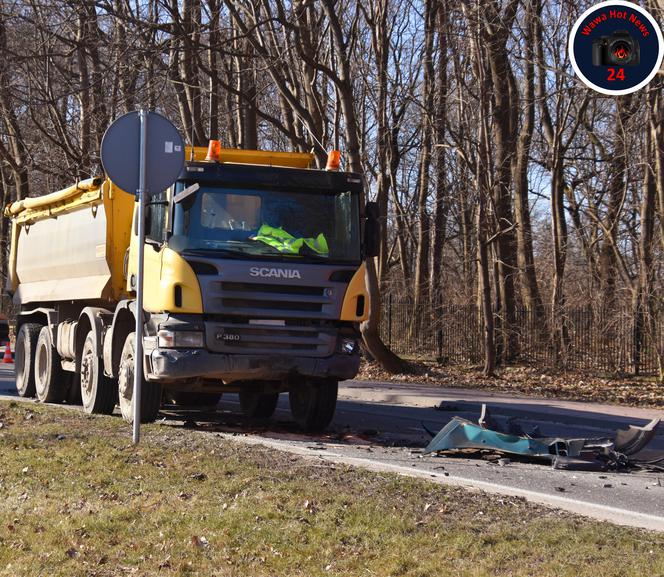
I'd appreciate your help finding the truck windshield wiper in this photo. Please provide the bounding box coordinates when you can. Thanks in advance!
[181,247,247,259]
[290,252,331,263]
[182,246,351,265]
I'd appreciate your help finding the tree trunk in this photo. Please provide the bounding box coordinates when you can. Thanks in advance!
[235,36,258,149]
[639,84,664,380]
[550,162,569,363]
[512,0,544,321]
[477,189,495,377]
[481,0,520,362]
[413,0,436,314]
[599,98,632,312]
[365,0,391,291]
[207,0,220,140]
[76,3,92,177]
[321,0,404,372]
[0,12,31,201]
[533,0,575,363]
[360,256,407,373]
[431,0,449,307]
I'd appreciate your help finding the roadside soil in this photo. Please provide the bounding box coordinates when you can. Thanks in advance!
[357,360,664,408]
[2,400,664,576]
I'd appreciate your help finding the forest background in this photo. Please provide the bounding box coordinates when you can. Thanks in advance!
[0,0,663,378]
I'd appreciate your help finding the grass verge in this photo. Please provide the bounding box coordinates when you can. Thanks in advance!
[1,399,663,577]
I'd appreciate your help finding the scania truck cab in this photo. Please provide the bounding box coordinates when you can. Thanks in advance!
[7,144,378,432]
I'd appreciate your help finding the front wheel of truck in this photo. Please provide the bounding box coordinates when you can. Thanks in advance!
[34,326,66,403]
[15,323,42,398]
[288,379,338,433]
[239,390,279,419]
[118,332,161,423]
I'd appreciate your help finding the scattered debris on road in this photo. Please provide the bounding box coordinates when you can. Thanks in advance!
[424,404,662,472]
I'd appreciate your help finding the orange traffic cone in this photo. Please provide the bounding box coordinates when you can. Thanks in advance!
[2,342,12,364]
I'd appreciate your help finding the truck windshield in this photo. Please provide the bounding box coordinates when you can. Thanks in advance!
[171,186,361,263]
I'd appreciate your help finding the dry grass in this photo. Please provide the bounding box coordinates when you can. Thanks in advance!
[1,399,663,576]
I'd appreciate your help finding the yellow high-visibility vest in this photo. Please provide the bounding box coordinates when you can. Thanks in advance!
[252,224,329,255]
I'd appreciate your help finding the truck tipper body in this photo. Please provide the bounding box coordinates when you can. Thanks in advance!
[6,145,376,431]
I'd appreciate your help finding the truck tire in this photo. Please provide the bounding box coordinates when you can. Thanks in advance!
[118,332,161,423]
[34,326,67,403]
[288,379,338,433]
[80,331,116,414]
[167,391,222,408]
[239,390,279,419]
[15,323,41,398]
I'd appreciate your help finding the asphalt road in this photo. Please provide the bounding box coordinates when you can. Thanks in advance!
[1,363,663,531]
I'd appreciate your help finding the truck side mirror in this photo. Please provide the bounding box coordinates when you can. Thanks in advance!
[364,201,380,259]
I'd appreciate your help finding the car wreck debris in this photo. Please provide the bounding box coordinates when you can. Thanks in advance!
[424,405,661,472]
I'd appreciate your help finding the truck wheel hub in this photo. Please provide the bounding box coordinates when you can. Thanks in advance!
[37,346,47,384]
[81,354,93,393]
[119,362,133,401]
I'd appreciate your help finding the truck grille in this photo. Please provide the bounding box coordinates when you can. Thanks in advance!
[205,319,336,357]
[206,280,337,318]
[192,260,355,356]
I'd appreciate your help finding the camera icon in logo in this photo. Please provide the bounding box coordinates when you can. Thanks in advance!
[592,30,640,66]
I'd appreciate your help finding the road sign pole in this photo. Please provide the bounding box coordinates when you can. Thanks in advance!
[101,109,184,442]
[132,109,148,444]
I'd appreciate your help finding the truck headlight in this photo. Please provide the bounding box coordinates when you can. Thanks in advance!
[158,330,204,348]
[339,338,357,355]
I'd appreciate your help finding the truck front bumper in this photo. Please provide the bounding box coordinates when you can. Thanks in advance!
[147,348,361,383]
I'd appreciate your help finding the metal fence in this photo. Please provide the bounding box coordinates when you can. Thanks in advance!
[380,297,664,375]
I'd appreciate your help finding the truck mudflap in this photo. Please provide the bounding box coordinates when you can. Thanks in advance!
[147,348,360,383]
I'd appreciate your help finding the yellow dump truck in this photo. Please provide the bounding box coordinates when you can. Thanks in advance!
[5,144,378,431]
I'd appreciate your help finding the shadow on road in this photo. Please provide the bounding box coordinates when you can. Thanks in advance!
[1,362,662,453]
[156,392,664,455]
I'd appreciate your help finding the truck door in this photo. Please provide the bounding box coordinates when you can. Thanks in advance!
[126,191,168,296]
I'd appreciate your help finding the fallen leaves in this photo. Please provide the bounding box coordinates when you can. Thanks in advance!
[190,535,209,549]
[303,500,318,515]
[65,547,78,559]
[356,360,664,407]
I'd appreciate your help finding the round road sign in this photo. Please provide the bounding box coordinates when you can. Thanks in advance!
[100,111,185,194]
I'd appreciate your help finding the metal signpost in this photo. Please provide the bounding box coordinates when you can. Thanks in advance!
[100,110,184,444]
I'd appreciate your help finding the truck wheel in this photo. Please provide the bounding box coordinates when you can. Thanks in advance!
[167,391,222,407]
[34,326,67,403]
[15,323,41,398]
[118,332,161,423]
[239,390,279,419]
[80,331,116,414]
[288,379,338,433]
